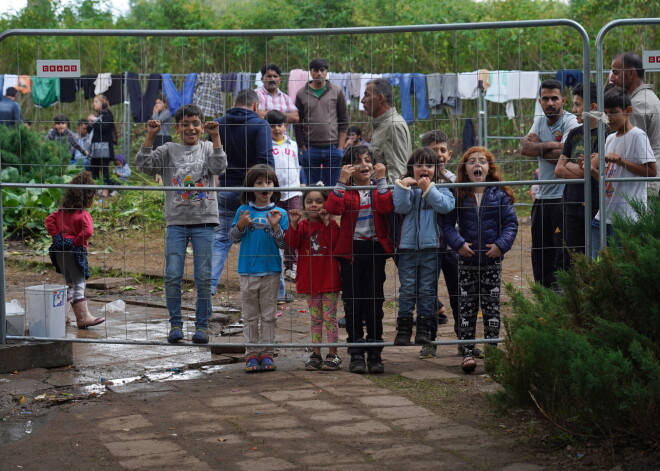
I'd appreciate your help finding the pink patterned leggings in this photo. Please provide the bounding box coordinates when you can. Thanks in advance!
[308,292,339,344]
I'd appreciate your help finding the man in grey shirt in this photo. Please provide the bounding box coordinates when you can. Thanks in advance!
[0,87,22,128]
[521,79,579,288]
[610,52,660,196]
[362,78,411,183]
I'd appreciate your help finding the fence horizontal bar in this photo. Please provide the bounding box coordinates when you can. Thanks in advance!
[6,336,502,348]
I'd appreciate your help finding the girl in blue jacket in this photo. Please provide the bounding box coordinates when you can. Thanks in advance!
[393,148,455,346]
[443,147,518,374]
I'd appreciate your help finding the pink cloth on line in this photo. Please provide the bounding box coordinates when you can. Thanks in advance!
[287,69,309,101]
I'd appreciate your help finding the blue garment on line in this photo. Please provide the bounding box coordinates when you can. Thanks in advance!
[162,73,197,114]
[556,70,583,89]
[400,73,429,123]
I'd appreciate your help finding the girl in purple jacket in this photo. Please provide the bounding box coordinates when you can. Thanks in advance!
[443,147,518,374]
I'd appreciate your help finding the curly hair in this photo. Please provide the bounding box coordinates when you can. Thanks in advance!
[456,147,516,206]
[61,172,96,211]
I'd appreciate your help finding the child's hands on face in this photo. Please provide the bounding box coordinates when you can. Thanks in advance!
[485,243,502,259]
[288,208,302,227]
[267,209,282,229]
[417,176,431,191]
[374,163,386,180]
[237,210,252,231]
[203,121,219,137]
[400,177,417,187]
[146,120,161,136]
[458,242,475,257]
[339,164,355,183]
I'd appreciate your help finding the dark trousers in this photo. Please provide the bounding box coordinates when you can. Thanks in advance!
[558,202,587,271]
[439,249,460,336]
[531,198,563,288]
[339,240,387,344]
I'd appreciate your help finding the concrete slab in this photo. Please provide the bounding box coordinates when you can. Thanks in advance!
[357,395,415,407]
[368,405,432,420]
[0,341,72,373]
[285,399,340,410]
[236,457,296,471]
[105,438,180,457]
[401,368,462,380]
[325,420,392,435]
[98,414,154,432]
[307,410,370,423]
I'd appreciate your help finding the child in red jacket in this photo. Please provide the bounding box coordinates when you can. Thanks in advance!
[286,186,342,371]
[325,146,393,374]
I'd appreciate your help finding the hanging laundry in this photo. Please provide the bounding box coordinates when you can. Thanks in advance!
[126,72,162,122]
[478,69,491,91]
[193,72,223,119]
[254,70,262,89]
[2,75,18,94]
[234,72,252,96]
[94,73,112,95]
[349,73,362,99]
[485,71,509,103]
[331,72,351,105]
[457,71,479,99]
[441,73,459,107]
[556,70,583,89]
[506,70,540,100]
[287,69,308,102]
[162,73,197,114]
[31,77,60,108]
[80,75,97,100]
[104,74,124,105]
[399,73,429,123]
[16,75,31,94]
[221,72,237,93]
[59,78,78,103]
[462,118,476,152]
[426,73,443,109]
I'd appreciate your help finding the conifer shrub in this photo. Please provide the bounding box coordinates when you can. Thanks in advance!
[487,199,660,441]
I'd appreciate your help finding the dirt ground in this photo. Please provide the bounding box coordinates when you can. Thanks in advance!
[2,221,658,469]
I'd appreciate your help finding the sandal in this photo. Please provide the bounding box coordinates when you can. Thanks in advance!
[461,355,477,374]
[321,354,342,371]
[305,353,323,371]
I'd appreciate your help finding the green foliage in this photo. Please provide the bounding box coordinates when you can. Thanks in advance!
[487,199,660,440]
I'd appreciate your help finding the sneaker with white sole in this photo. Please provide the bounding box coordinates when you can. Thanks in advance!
[419,344,437,359]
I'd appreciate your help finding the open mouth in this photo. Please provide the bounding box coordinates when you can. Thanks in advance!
[473,169,483,178]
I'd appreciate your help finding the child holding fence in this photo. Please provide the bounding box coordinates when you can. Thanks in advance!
[326,145,393,374]
[443,147,518,373]
[286,186,342,370]
[136,104,226,345]
[230,164,289,373]
[46,171,105,329]
[392,148,455,349]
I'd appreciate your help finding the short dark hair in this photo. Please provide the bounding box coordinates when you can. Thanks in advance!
[366,78,393,106]
[617,52,645,80]
[234,89,259,108]
[421,130,449,147]
[265,110,286,126]
[174,104,204,123]
[154,94,168,105]
[604,86,631,110]
[77,118,88,127]
[261,63,282,77]
[53,114,70,125]
[539,79,563,95]
[302,184,329,211]
[341,145,373,167]
[242,164,280,204]
[348,126,362,136]
[572,82,597,105]
[4,87,17,97]
[309,58,328,71]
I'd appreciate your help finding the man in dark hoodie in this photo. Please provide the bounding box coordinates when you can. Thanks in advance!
[211,89,274,294]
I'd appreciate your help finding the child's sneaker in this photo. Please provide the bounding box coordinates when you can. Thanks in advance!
[260,355,277,372]
[304,353,323,370]
[245,356,260,373]
[192,328,209,344]
[419,344,437,359]
[167,326,184,344]
[321,354,342,371]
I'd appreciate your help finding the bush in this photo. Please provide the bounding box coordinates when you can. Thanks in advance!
[487,198,660,441]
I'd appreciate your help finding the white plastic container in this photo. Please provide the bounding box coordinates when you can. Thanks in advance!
[5,300,26,336]
[25,284,67,338]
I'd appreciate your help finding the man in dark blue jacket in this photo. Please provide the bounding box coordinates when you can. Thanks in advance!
[211,89,274,294]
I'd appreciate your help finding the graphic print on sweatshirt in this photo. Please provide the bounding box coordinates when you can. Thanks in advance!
[170,147,211,205]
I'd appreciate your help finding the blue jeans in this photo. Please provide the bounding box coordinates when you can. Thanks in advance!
[399,73,430,123]
[590,219,616,259]
[165,225,214,329]
[300,145,343,187]
[397,249,439,319]
[211,191,242,294]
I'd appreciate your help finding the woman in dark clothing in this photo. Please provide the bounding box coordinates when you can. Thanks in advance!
[87,94,116,195]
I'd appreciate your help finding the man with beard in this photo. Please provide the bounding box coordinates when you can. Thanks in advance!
[361,78,411,183]
[610,52,660,197]
[521,79,579,288]
[255,63,299,124]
